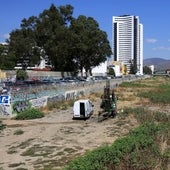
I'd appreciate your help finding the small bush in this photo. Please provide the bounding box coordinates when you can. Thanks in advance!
[15,108,44,120]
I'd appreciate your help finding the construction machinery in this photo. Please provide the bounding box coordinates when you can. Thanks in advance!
[98,79,117,122]
[72,79,117,122]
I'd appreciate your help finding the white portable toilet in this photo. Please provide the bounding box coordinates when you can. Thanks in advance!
[73,99,93,119]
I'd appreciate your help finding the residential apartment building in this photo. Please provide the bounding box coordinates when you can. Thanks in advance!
[112,15,143,75]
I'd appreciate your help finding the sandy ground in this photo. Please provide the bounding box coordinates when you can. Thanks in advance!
[2,79,169,170]
[0,95,141,170]
[2,77,169,170]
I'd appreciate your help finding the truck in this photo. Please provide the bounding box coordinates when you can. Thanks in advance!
[73,99,94,119]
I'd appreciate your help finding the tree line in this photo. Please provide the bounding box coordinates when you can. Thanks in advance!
[0,4,112,77]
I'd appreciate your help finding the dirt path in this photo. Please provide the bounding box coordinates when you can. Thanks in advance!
[0,96,141,170]
[2,78,166,170]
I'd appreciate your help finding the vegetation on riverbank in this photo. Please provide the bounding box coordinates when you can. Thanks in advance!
[14,108,44,120]
[64,77,170,170]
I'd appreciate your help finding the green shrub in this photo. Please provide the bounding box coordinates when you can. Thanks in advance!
[15,108,44,120]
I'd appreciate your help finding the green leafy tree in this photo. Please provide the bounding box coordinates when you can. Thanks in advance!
[35,4,74,72]
[143,66,152,74]
[0,44,16,70]
[8,16,40,70]
[7,4,111,75]
[70,15,112,76]
[7,4,75,72]
[129,59,137,74]
[108,67,115,77]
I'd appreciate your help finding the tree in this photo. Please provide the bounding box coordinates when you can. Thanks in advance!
[35,4,74,72]
[0,43,16,70]
[129,59,137,74]
[7,4,75,72]
[7,16,40,70]
[143,66,152,74]
[70,15,112,76]
[7,4,112,75]
[108,67,115,77]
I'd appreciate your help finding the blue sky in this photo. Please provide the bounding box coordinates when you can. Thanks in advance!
[0,0,170,59]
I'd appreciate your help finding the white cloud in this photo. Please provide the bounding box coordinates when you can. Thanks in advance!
[3,33,9,40]
[146,38,158,43]
[152,46,170,51]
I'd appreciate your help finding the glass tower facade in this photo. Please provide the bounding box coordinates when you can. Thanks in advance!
[112,15,143,74]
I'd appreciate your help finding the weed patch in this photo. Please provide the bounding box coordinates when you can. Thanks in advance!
[14,108,44,120]
[64,121,170,170]
[63,101,170,170]
[138,81,170,104]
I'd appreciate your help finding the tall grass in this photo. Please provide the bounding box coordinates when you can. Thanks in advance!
[138,84,170,104]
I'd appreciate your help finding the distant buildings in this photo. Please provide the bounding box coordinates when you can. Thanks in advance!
[0,70,6,82]
[112,15,143,75]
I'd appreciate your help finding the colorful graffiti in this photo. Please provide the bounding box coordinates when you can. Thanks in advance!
[0,95,12,116]
[64,89,85,101]
[12,101,30,113]
[0,87,85,117]
[30,96,48,108]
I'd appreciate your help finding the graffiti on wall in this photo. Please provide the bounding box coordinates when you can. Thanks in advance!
[47,94,65,103]
[0,95,10,105]
[30,96,48,108]
[0,88,86,116]
[65,90,76,101]
[0,105,11,115]
[12,101,30,113]
[64,89,85,101]
[76,90,84,98]
[0,95,12,115]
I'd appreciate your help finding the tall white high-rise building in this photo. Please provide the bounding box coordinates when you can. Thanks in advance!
[112,15,143,74]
